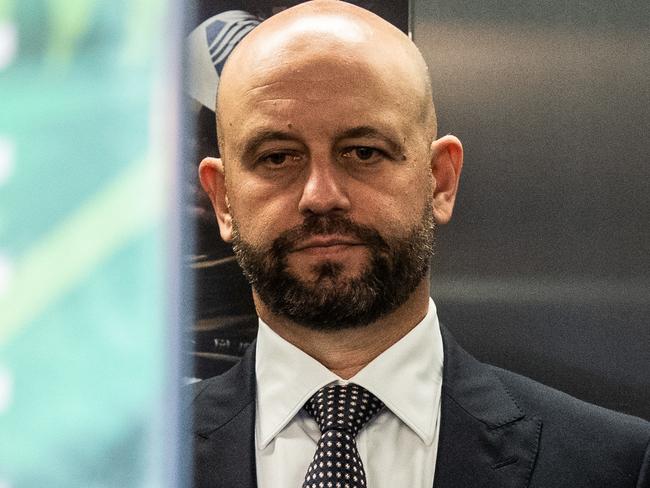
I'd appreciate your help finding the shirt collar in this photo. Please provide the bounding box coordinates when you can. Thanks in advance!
[255,298,443,448]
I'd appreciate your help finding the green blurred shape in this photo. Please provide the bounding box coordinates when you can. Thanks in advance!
[45,0,98,66]
[0,152,163,345]
[0,0,14,19]
[0,0,173,486]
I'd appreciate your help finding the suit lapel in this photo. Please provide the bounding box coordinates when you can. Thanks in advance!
[188,327,542,488]
[190,344,258,488]
[433,328,541,488]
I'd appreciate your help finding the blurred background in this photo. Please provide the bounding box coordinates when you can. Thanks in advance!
[0,0,184,486]
[415,0,650,420]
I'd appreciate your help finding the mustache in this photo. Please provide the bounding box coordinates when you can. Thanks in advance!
[270,214,390,257]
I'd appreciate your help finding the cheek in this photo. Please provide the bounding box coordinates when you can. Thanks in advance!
[228,181,299,245]
[357,168,431,234]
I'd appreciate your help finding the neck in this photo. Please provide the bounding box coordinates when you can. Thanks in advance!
[253,280,431,379]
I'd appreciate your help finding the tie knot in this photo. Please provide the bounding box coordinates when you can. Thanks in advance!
[304,383,384,437]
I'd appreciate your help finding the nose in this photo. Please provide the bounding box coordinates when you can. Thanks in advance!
[297,159,351,216]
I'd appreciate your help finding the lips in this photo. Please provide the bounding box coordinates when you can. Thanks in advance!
[290,235,364,252]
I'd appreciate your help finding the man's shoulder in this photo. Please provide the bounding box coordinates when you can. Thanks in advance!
[183,350,258,488]
[185,345,257,434]
[187,373,231,404]
[439,328,650,486]
[441,326,649,439]
[490,363,650,437]
[488,363,650,482]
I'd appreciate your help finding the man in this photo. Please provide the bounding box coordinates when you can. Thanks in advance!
[190,1,650,487]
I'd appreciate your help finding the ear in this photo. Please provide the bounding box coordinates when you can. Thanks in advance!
[429,135,463,225]
[198,157,234,242]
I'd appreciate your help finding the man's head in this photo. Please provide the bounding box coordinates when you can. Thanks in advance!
[199,0,463,330]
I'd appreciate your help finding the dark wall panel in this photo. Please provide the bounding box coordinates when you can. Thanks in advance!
[414,0,650,419]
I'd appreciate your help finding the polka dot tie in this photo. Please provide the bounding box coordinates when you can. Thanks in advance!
[302,383,384,488]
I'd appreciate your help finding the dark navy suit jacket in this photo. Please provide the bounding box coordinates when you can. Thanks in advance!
[187,327,650,487]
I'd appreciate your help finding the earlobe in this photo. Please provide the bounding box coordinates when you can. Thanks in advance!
[198,157,234,242]
[429,135,463,225]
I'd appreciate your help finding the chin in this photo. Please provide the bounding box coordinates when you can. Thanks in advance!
[307,259,366,283]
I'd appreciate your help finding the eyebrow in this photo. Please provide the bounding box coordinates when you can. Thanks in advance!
[240,130,298,162]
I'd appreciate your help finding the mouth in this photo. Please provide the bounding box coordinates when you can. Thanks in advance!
[290,235,365,253]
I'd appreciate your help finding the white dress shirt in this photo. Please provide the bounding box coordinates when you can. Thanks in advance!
[255,298,444,488]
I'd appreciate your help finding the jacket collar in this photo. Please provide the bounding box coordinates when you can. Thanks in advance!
[190,326,541,488]
[190,344,258,488]
[433,326,541,488]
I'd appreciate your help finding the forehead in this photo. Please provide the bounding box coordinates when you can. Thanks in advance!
[219,46,423,148]
[248,52,394,104]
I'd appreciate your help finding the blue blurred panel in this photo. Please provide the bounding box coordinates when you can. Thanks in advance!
[0,0,173,486]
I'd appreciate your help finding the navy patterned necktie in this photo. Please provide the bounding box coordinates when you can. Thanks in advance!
[302,383,384,488]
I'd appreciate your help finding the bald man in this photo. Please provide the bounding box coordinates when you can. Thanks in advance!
[189,2,650,487]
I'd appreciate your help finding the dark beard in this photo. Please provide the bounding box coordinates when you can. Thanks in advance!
[231,204,435,330]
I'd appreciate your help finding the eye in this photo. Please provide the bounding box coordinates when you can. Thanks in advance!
[341,146,385,164]
[353,147,375,160]
[257,151,301,168]
[265,153,289,165]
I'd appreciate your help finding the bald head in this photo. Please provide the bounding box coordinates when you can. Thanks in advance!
[216,0,436,155]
